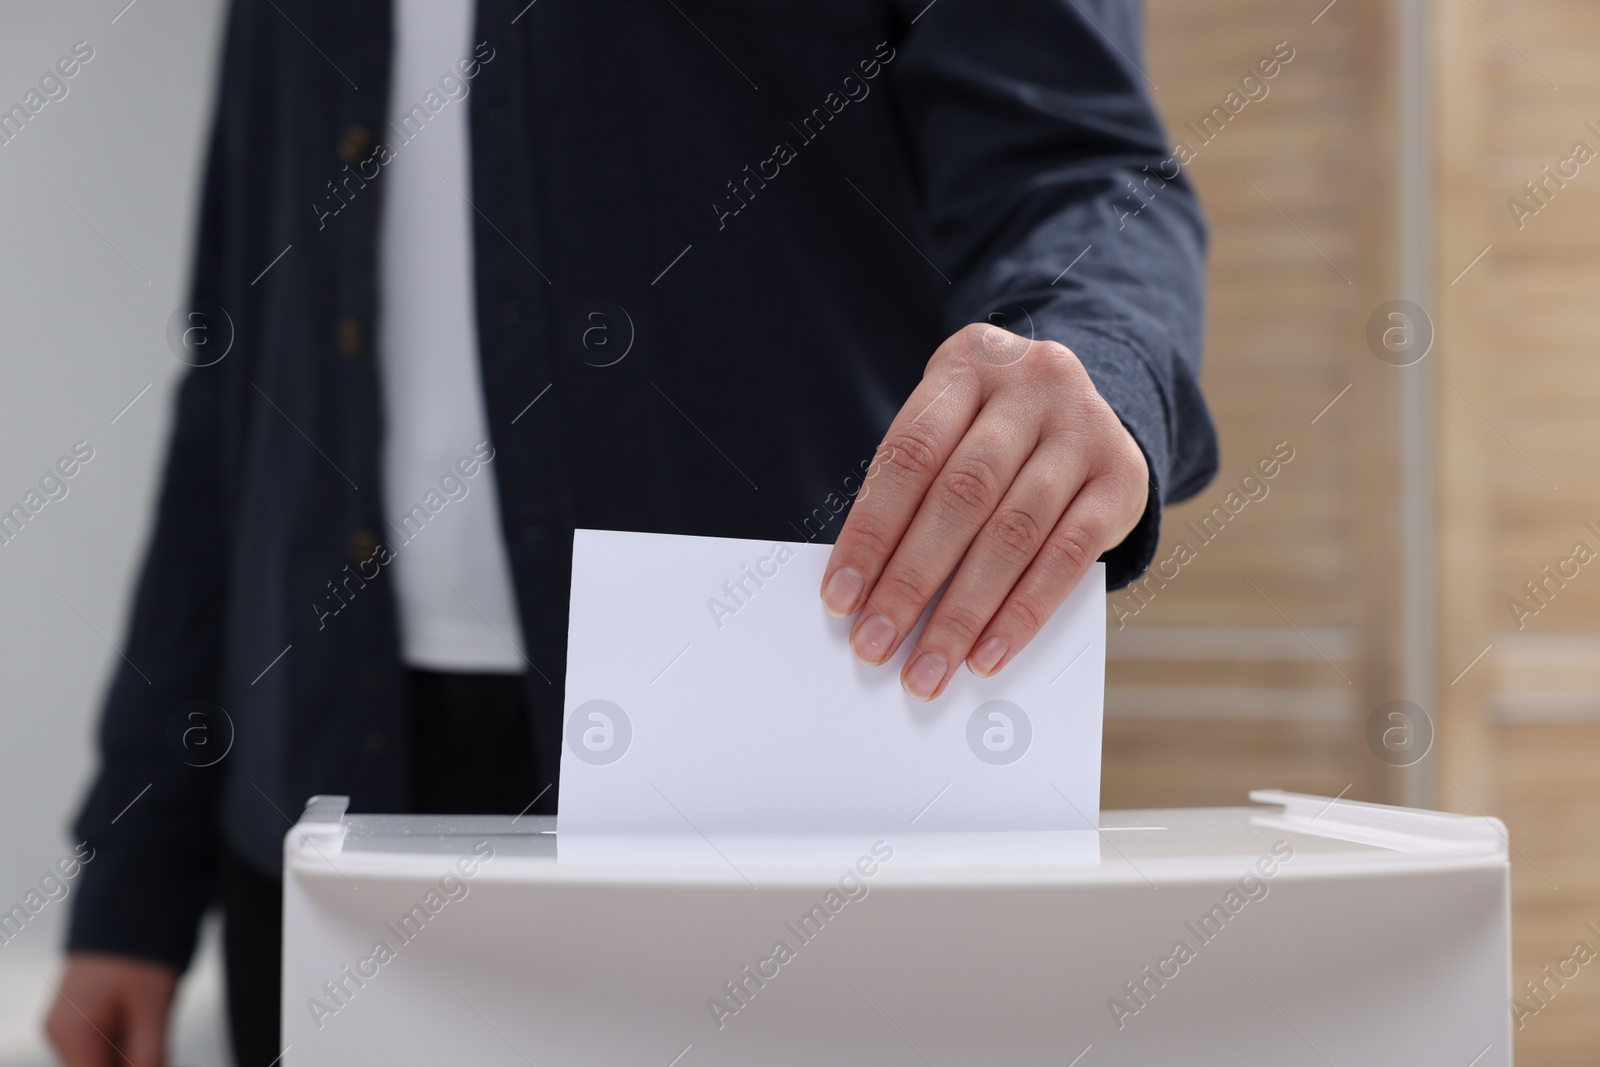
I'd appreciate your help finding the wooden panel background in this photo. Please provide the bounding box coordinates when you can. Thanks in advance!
[1112,0,1399,809]
[1434,1,1600,1062]
[1122,0,1600,1060]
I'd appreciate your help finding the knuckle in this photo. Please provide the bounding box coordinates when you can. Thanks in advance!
[930,599,989,648]
[987,504,1047,564]
[1032,339,1081,374]
[1111,458,1150,516]
[1089,437,1150,525]
[882,424,944,484]
[842,512,898,565]
[1118,438,1151,486]
[1004,587,1052,636]
[1111,436,1146,479]
[958,321,992,347]
[1020,346,1082,393]
[1044,522,1099,576]
[946,323,998,369]
[874,564,937,612]
[1036,339,1075,363]
[934,455,1002,517]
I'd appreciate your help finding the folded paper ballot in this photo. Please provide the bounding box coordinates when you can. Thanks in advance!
[557,530,1105,836]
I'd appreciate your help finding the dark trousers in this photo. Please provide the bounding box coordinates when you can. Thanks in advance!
[221,669,550,1067]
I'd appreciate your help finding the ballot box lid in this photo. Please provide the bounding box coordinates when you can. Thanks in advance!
[286,790,1507,889]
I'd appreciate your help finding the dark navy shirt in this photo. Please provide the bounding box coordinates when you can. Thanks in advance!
[69,0,1216,968]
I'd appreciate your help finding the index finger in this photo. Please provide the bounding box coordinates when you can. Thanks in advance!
[820,366,981,620]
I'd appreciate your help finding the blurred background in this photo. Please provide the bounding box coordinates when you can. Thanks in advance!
[0,0,1595,1063]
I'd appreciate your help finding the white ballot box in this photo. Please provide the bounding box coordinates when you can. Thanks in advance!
[281,790,1511,1066]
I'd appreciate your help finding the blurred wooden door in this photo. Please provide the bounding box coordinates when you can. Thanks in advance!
[1131,1,1600,1061]
[1117,0,1402,809]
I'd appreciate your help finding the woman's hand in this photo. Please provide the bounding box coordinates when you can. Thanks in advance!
[821,323,1149,700]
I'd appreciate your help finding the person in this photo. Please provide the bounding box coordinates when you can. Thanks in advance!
[46,0,1217,1063]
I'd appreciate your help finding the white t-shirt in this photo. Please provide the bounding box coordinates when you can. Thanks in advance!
[376,0,527,672]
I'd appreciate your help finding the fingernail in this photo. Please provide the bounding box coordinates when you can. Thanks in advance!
[853,614,898,665]
[904,651,947,700]
[968,636,1008,677]
[821,567,864,617]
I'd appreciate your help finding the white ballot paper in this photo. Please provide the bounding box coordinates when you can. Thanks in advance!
[557,529,1105,837]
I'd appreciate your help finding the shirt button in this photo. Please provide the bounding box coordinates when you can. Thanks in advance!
[365,731,387,754]
[348,527,378,565]
[519,523,545,545]
[338,124,372,164]
[336,316,366,358]
[501,298,519,326]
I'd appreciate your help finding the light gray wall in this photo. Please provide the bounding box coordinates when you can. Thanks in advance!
[0,0,228,1060]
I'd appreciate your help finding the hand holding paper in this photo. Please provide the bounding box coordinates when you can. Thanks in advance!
[819,322,1149,700]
